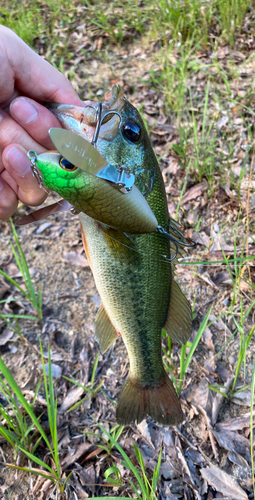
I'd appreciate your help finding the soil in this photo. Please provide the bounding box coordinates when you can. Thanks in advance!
[0,22,255,500]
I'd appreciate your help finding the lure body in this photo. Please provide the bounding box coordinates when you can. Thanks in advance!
[44,85,192,425]
[34,151,158,234]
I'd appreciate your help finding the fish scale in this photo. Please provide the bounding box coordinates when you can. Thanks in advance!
[35,84,193,425]
[80,215,168,382]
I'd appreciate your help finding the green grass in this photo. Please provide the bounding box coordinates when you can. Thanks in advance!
[0,219,42,320]
[250,357,255,499]
[94,419,162,499]
[0,349,163,498]
[63,352,104,411]
[2,0,255,188]
[2,0,254,50]
[163,305,213,394]
[0,343,72,493]
[0,0,255,495]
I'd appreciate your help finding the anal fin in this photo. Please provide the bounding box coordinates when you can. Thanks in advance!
[95,304,118,354]
[164,280,192,344]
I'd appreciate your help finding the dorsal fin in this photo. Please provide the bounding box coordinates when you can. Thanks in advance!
[94,304,119,354]
[164,280,192,344]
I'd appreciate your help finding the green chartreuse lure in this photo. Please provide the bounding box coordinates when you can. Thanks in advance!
[30,85,193,425]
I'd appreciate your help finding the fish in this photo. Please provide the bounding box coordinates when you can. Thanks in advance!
[39,85,193,425]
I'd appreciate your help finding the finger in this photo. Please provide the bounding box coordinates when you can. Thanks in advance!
[1,168,17,192]
[1,89,21,112]
[0,26,83,106]
[10,97,64,149]
[2,144,49,207]
[0,175,18,220]
[0,108,46,154]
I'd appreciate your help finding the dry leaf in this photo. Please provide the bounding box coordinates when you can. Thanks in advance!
[210,232,241,254]
[212,429,250,459]
[216,411,255,431]
[0,286,10,300]
[72,471,89,498]
[202,328,214,351]
[61,442,92,469]
[217,115,228,129]
[211,377,234,425]
[164,485,178,499]
[213,271,233,285]
[190,378,210,411]
[160,459,177,480]
[61,251,89,267]
[232,388,255,406]
[74,464,96,494]
[198,273,218,289]
[39,363,62,379]
[137,420,154,449]
[7,264,22,278]
[209,313,232,336]
[91,295,101,308]
[204,352,217,373]
[201,466,248,499]
[35,222,52,234]
[181,182,207,205]
[192,231,211,247]
[59,385,85,413]
[0,328,14,346]
[228,450,250,469]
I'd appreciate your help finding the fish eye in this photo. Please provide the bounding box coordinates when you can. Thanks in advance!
[59,157,78,171]
[122,121,141,143]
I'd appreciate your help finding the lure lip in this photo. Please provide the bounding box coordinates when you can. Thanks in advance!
[48,128,108,175]
[48,128,136,193]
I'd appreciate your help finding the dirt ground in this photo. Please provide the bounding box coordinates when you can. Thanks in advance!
[0,18,255,500]
[0,166,254,499]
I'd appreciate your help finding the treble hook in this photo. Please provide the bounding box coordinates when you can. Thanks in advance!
[168,221,196,248]
[156,224,196,261]
[156,226,179,261]
[91,106,123,149]
[80,100,123,149]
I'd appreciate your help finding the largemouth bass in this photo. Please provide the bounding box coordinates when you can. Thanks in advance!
[38,85,192,425]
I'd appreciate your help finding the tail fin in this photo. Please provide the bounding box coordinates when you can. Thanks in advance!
[116,374,183,426]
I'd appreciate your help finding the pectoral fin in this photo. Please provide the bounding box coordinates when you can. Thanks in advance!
[94,304,118,354]
[164,280,192,344]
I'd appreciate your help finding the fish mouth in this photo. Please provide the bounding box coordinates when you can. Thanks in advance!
[46,84,125,143]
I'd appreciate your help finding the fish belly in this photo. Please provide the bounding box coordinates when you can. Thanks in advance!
[79,212,183,425]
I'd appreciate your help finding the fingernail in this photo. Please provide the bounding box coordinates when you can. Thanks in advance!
[11,97,38,125]
[5,147,31,176]
[0,178,3,192]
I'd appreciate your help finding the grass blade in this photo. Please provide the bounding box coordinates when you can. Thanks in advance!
[94,419,147,498]
[0,357,53,455]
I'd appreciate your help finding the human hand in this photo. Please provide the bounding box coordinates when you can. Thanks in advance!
[0,26,83,220]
